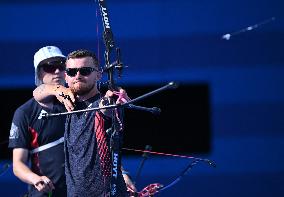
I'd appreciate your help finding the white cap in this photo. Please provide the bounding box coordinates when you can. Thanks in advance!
[34,46,65,68]
[33,46,66,86]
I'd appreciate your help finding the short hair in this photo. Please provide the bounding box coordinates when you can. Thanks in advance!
[67,49,99,68]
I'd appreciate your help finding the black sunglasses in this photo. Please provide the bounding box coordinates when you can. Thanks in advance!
[40,62,65,73]
[66,67,97,77]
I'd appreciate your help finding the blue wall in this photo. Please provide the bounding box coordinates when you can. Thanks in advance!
[1,0,284,196]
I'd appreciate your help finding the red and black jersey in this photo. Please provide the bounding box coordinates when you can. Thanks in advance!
[8,98,67,197]
[64,94,128,197]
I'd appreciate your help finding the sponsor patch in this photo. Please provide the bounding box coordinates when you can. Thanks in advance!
[9,123,19,139]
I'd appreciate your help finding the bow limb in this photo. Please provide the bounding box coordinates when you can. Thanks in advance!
[96,1,124,197]
[129,158,216,196]
[157,159,200,193]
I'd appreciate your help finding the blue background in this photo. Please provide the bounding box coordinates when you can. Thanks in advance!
[0,0,284,196]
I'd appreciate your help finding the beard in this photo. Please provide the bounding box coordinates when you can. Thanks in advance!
[70,81,95,96]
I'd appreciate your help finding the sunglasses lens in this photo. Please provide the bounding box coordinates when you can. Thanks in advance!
[80,67,94,76]
[41,60,65,73]
[42,65,65,73]
[66,68,77,77]
[66,67,95,77]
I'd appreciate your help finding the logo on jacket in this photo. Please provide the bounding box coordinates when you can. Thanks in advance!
[38,109,47,119]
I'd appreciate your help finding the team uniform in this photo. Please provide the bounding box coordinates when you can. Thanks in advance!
[8,98,67,197]
[64,94,128,197]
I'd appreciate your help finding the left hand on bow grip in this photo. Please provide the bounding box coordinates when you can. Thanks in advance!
[108,88,130,104]
[99,88,130,115]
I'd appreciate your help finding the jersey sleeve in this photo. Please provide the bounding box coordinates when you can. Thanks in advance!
[8,107,31,149]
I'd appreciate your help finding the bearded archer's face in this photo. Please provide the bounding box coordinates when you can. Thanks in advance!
[65,56,101,96]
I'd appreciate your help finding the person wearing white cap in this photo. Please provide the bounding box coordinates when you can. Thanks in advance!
[8,46,71,196]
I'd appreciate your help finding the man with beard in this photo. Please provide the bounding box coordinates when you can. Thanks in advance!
[34,49,135,197]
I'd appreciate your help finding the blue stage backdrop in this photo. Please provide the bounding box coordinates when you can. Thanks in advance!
[1,0,284,196]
